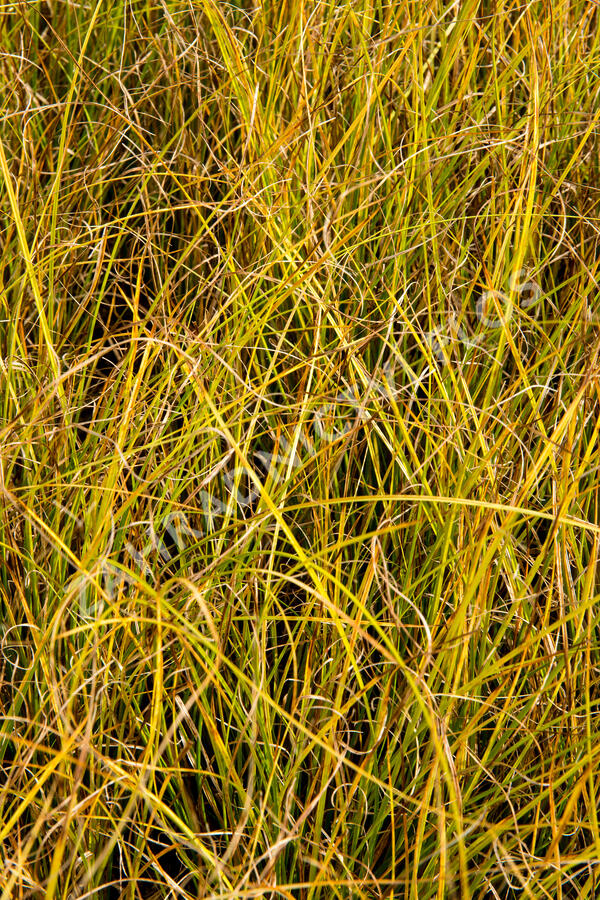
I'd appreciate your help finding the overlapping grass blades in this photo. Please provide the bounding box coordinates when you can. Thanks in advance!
[1,1,600,897]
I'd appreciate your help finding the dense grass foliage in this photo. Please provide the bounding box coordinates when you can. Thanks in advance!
[1,1,600,897]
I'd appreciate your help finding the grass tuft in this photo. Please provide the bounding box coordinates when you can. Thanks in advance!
[1,1,600,897]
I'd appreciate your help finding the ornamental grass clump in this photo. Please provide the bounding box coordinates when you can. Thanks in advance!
[1,2,600,898]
